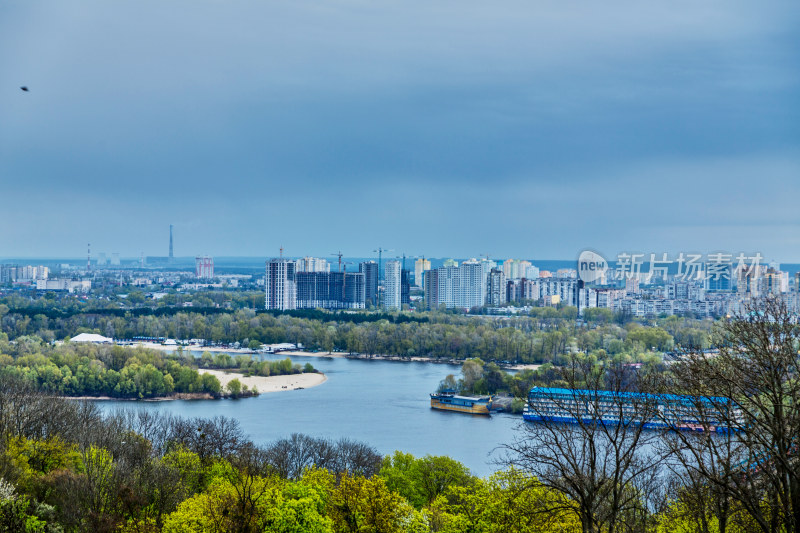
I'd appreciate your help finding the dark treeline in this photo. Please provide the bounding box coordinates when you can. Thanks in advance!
[3,304,429,325]
[0,304,713,364]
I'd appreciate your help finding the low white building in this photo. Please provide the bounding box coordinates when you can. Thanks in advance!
[37,279,91,292]
[70,333,113,344]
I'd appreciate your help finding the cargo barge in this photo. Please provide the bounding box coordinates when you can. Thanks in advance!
[430,390,493,415]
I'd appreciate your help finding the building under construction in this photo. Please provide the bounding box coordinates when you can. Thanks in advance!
[296,271,365,309]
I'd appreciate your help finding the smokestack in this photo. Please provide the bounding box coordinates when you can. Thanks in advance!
[169,224,174,262]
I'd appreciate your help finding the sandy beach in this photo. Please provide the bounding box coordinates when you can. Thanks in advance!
[133,343,537,371]
[198,368,327,393]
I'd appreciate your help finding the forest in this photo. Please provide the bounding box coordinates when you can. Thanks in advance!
[0,301,712,365]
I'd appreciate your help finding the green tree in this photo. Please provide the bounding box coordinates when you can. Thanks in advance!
[227,378,243,398]
[329,473,411,533]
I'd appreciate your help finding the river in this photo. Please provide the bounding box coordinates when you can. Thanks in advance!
[96,353,524,476]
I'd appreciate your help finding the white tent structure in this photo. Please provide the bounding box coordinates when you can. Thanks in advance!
[70,333,113,344]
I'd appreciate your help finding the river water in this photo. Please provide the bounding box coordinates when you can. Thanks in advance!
[96,353,523,476]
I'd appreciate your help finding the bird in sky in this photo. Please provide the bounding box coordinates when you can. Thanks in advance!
[20,86,29,92]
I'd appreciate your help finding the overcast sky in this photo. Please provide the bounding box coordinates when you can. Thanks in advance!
[1,0,798,261]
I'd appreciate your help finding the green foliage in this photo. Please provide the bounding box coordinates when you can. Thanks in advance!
[200,354,315,378]
[380,451,474,509]
[226,378,243,398]
[0,496,48,532]
[0,341,222,398]
[329,472,412,533]
[429,469,581,533]
[0,301,712,365]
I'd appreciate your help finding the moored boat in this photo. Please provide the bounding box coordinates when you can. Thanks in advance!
[430,389,493,415]
[522,386,739,432]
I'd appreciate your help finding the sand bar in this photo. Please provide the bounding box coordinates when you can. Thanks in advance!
[198,368,327,393]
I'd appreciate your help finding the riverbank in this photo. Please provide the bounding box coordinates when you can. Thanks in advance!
[280,351,540,371]
[63,392,216,401]
[133,342,254,354]
[133,343,540,371]
[198,368,328,393]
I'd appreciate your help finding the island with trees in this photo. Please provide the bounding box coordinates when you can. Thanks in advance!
[0,336,318,400]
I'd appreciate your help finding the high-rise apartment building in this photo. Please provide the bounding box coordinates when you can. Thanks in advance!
[538,278,587,307]
[761,267,788,295]
[195,256,214,279]
[384,260,402,310]
[359,261,379,307]
[459,259,485,309]
[487,268,506,306]
[414,258,431,288]
[424,260,487,310]
[525,264,540,279]
[401,269,411,306]
[503,259,532,280]
[265,258,296,310]
[503,259,515,279]
[506,278,540,302]
[296,271,365,309]
[423,269,439,310]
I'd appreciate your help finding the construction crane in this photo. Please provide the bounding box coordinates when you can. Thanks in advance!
[372,248,393,282]
[331,251,344,272]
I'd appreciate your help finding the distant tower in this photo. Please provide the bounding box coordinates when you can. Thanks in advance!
[87,243,91,272]
[169,224,174,262]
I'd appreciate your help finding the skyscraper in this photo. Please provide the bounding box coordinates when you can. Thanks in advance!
[359,261,379,307]
[423,269,438,310]
[459,259,485,309]
[401,269,411,306]
[487,268,506,306]
[384,260,401,310]
[265,258,296,310]
[423,260,487,310]
[414,258,431,288]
